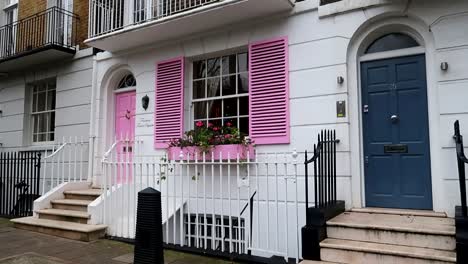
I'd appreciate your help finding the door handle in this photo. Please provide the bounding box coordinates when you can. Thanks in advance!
[390,115,399,123]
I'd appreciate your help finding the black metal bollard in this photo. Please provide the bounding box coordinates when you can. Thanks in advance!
[134,187,164,264]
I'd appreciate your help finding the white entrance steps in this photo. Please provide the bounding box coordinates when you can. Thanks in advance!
[11,187,106,242]
[326,211,455,250]
[319,208,456,264]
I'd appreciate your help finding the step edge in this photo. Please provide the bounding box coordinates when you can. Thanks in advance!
[50,200,91,205]
[350,208,447,218]
[63,191,102,196]
[11,217,106,233]
[36,209,91,219]
[320,240,456,263]
[326,221,455,236]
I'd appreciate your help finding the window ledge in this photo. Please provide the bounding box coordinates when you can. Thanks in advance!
[167,145,255,161]
[318,0,393,18]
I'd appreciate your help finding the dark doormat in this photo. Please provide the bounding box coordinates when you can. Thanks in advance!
[0,253,71,264]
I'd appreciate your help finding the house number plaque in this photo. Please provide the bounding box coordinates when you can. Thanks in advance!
[384,144,408,154]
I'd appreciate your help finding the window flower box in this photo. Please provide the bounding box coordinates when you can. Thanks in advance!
[167,144,255,161]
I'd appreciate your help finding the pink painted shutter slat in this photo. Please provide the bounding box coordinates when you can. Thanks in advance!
[249,37,289,145]
[154,57,184,149]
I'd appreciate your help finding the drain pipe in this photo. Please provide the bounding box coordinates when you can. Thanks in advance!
[88,54,98,185]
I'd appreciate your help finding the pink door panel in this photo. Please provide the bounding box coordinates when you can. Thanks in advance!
[115,91,136,183]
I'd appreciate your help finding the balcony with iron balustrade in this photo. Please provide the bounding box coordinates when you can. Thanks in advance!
[0,7,79,73]
[86,0,295,52]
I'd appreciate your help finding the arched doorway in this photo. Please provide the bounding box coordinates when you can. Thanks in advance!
[360,33,433,210]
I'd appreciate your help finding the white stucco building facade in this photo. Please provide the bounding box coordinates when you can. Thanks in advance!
[87,0,468,217]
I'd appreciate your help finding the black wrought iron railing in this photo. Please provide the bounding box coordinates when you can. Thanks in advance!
[305,130,340,212]
[0,7,79,61]
[0,151,42,218]
[454,120,468,217]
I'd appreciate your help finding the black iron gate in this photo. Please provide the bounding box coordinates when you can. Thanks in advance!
[0,151,42,218]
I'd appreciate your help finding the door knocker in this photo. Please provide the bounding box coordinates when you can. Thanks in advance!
[125,110,131,120]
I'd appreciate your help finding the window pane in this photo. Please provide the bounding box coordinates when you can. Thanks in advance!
[222,55,236,75]
[366,33,419,54]
[48,80,56,90]
[32,93,38,112]
[194,120,205,129]
[239,97,248,116]
[38,113,47,133]
[193,60,206,79]
[47,90,56,110]
[223,98,237,117]
[193,80,206,99]
[38,133,47,142]
[223,118,237,128]
[207,77,220,98]
[207,58,220,77]
[194,102,207,119]
[239,117,249,135]
[49,112,55,133]
[222,76,236,96]
[207,119,222,129]
[32,115,39,134]
[238,73,248,94]
[238,53,248,72]
[37,83,46,92]
[208,100,222,118]
[48,132,55,142]
[37,92,46,112]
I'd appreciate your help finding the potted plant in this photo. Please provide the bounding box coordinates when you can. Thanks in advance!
[167,121,254,161]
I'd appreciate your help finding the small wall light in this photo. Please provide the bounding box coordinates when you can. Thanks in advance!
[337,76,345,85]
[142,95,149,111]
[441,62,449,71]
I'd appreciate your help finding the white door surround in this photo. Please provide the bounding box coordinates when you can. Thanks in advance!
[346,16,442,213]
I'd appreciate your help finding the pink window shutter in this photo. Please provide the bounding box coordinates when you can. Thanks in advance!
[154,57,185,149]
[248,37,290,145]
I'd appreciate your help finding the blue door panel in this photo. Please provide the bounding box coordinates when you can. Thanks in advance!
[362,54,432,210]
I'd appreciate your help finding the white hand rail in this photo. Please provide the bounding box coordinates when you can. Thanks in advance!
[43,142,68,160]
[102,140,119,162]
[41,137,88,195]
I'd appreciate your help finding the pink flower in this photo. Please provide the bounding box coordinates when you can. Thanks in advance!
[226,122,232,127]
[196,121,204,128]
[208,123,214,128]
[213,127,219,131]
[224,134,232,139]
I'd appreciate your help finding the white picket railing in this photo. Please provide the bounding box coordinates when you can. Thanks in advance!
[100,147,302,262]
[89,0,219,37]
[40,137,90,195]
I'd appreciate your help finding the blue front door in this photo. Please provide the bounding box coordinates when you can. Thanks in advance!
[361,54,432,210]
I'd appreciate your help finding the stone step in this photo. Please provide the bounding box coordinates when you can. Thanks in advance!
[51,199,91,212]
[300,261,341,264]
[11,217,106,242]
[350,207,447,218]
[326,212,455,250]
[63,189,102,201]
[320,238,456,264]
[36,208,90,224]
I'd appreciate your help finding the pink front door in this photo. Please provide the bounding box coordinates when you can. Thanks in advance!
[115,91,136,183]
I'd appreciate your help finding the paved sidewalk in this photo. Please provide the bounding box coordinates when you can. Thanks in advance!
[0,218,237,264]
